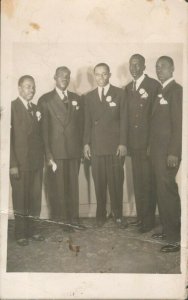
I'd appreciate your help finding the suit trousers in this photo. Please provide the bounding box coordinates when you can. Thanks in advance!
[151,152,181,243]
[10,168,43,240]
[48,159,80,223]
[91,155,125,221]
[131,149,156,227]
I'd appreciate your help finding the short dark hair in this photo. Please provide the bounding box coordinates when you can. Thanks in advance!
[157,56,174,67]
[94,63,110,73]
[55,66,71,76]
[129,54,145,65]
[18,75,35,86]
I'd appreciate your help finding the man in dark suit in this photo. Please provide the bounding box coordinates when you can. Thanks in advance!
[125,54,160,233]
[38,66,84,231]
[10,75,44,246]
[150,56,182,253]
[84,63,128,228]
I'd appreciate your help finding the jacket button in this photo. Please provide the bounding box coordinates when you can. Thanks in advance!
[134,125,138,128]
[95,121,98,125]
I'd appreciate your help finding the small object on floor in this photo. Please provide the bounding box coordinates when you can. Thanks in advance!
[67,239,80,256]
[31,234,45,241]
[152,233,166,240]
[16,238,29,246]
[139,225,154,234]
[115,218,128,229]
[128,220,142,227]
[160,243,180,253]
[62,224,75,233]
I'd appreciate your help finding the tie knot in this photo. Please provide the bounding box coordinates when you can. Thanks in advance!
[27,102,32,110]
[62,91,68,101]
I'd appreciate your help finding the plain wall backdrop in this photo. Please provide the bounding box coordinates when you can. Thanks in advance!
[8,42,183,218]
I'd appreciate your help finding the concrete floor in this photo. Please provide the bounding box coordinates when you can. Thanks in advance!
[6,218,180,273]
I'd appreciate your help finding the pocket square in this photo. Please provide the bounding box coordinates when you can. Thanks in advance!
[109,102,116,107]
[160,98,168,105]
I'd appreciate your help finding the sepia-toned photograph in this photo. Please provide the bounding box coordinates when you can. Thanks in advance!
[1,0,188,299]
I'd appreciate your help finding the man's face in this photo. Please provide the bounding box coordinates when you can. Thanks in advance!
[18,78,35,101]
[129,57,145,80]
[94,66,111,87]
[54,69,70,90]
[156,59,174,83]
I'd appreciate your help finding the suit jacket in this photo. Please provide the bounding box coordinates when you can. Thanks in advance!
[150,80,182,158]
[83,84,127,155]
[38,89,84,161]
[124,75,160,151]
[10,98,44,171]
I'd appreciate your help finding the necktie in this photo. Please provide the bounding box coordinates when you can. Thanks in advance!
[62,91,68,109]
[27,102,33,116]
[132,80,136,92]
[101,88,105,102]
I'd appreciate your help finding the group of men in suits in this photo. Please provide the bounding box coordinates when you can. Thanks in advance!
[10,54,182,253]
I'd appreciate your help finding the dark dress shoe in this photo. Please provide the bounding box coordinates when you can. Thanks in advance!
[96,220,105,227]
[152,233,166,240]
[31,234,45,241]
[115,218,128,229]
[128,220,142,227]
[139,225,153,233]
[160,243,180,253]
[62,225,75,232]
[16,238,29,246]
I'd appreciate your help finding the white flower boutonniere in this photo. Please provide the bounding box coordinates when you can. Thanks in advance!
[139,88,148,99]
[109,102,116,107]
[160,98,168,105]
[106,96,112,102]
[72,100,78,106]
[36,111,41,121]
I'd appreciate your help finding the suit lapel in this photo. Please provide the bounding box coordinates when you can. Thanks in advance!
[94,85,115,121]
[48,90,68,127]
[151,80,174,116]
[64,91,75,127]
[17,98,34,134]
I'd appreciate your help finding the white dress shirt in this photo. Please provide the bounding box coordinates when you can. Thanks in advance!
[162,77,174,89]
[98,83,110,101]
[55,86,68,100]
[19,96,32,109]
[133,73,145,91]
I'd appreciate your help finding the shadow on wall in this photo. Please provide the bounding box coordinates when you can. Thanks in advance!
[70,65,97,95]
[116,63,130,88]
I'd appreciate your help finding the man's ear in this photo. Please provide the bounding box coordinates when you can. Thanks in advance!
[18,86,21,94]
[109,73,112,78]
[54,74,57,81]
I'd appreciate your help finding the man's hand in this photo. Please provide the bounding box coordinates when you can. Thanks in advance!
[10,167,19,179]
[167,155,179,168]
[84,144,91,160]
[116,145,127,157]
[49,159,57,172]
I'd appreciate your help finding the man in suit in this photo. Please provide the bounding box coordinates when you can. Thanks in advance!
[84,63,128,228]
[10,75,44,246]
[150,56,182,252]
[39,66,84,232]
[125,54,160,233]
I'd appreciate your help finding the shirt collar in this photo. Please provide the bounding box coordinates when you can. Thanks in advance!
[98,83,110,99]
[133,73,145,90]
[19,96,32,109]
[162,77,174,89]
[55,86,68,100]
